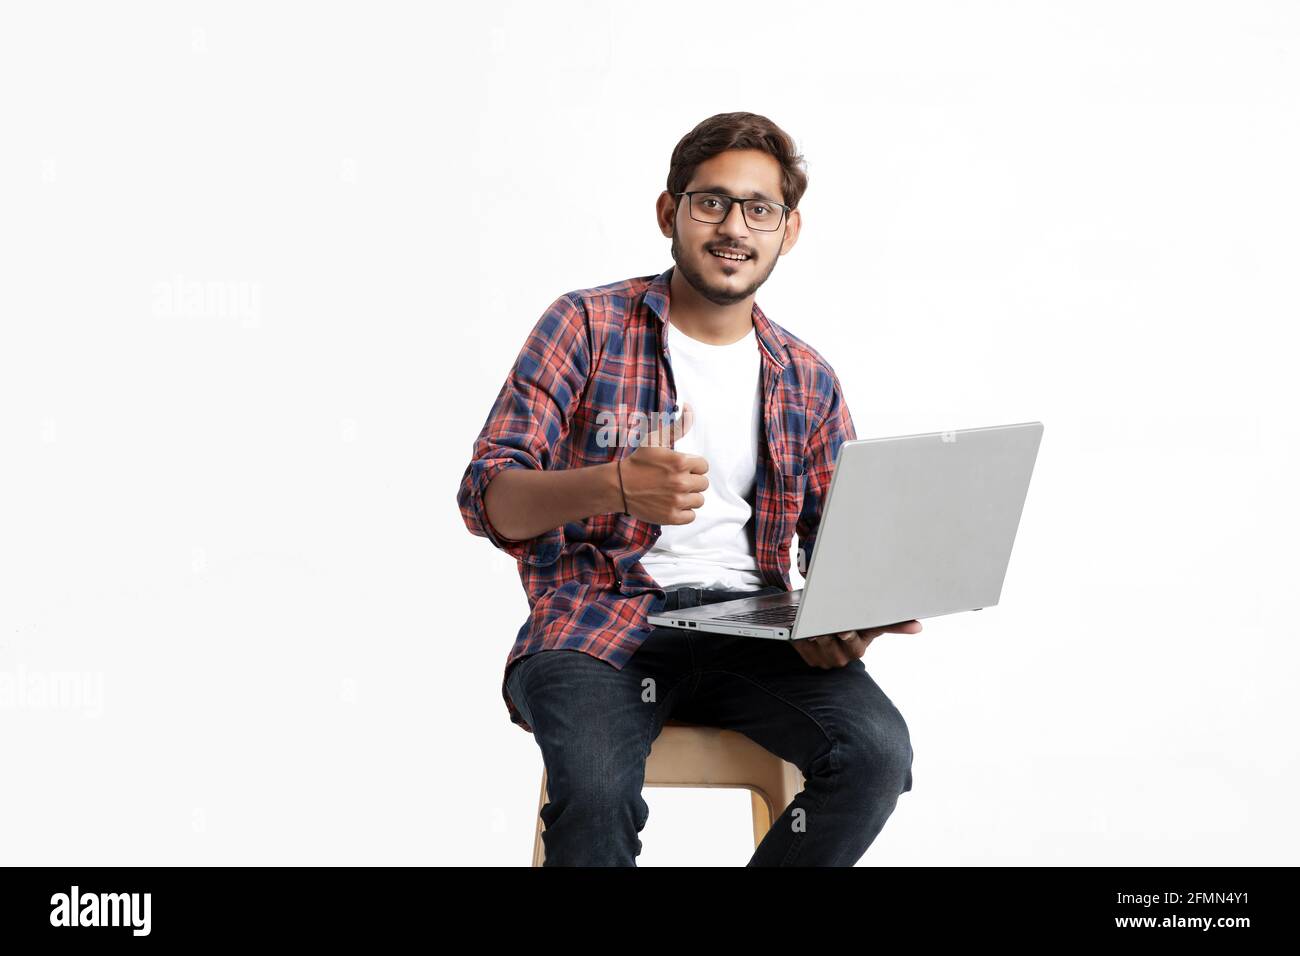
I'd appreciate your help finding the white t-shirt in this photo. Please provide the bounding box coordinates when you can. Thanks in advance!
[638,320,765,590]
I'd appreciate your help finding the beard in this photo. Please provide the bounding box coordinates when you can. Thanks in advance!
[670,226,782,307]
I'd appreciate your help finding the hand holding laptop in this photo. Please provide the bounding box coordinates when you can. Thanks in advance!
[793,619,923,669]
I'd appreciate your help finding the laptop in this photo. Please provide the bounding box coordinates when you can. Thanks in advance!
[646,421,1043,640]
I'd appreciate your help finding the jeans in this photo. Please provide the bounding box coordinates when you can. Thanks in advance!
[506,584,915,866]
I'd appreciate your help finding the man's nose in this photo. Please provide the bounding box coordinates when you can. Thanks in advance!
[719,201,750,236]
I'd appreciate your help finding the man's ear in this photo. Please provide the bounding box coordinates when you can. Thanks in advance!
[780,207,802,255]
[656,191,676,238]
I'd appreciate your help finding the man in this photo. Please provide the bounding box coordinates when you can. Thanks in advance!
[457,112,921,866]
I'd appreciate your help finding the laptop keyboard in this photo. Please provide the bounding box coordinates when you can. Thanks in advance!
[714,604,799,626]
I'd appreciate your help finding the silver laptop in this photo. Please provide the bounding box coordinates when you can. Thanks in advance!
[646,421,1044,640]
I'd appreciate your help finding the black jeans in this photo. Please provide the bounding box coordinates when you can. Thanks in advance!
[506,584,914,866]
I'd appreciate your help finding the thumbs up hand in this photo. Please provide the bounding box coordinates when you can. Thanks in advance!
[619,402,710,525]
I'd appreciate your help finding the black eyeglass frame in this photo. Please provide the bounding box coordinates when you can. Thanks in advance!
[672,191,791,232]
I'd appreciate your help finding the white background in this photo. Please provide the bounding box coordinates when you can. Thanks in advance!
[2,0,1296,866]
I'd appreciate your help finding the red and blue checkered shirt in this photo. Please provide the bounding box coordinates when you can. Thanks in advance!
[456,265,857,733]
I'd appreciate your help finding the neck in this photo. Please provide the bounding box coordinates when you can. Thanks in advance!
[666,268,755,345]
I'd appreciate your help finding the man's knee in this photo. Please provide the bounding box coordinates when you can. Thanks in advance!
[542,769,649,830]
[835,710,914,795]
[537,736,651,866]
[512,655,653,822]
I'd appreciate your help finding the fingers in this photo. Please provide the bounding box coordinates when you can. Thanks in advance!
[801,631,878,667]
[811,634,852,665]
[808,625,904,666]
[862,622,923,638]
[683,453,709,475]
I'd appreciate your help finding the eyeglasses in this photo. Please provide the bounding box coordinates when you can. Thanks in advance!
[673,191,790,232]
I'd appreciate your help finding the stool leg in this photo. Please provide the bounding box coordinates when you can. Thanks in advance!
[749,789,774,848]
[777,764,805,817]
[749,763,806,849]
[531,769,548,867]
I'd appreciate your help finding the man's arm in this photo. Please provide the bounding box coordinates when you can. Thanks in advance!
[484,461,623,543]
[456,293,614,565]
[794,363,857,578]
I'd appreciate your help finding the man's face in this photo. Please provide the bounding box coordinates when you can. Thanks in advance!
[666,148,799,307]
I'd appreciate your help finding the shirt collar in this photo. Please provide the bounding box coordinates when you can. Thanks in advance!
[643,265,790,370]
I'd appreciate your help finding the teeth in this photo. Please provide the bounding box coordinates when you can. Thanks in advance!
[711,250,748,261]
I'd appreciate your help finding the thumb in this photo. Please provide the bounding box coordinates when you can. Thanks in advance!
[646,402,692,448]
[671,402,694,444]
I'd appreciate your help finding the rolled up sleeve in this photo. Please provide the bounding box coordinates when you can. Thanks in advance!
[795,364,856,578]
[456,293,592,567]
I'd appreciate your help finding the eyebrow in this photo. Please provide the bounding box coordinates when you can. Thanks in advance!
[693,185,782,204]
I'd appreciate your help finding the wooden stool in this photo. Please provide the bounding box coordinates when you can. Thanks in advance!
[530,718,805,866]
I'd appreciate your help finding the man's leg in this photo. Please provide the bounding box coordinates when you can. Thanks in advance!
[506,633,693,866]
[672,597,915,866]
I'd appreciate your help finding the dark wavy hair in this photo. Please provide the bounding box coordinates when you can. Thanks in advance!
[666,112,809,211]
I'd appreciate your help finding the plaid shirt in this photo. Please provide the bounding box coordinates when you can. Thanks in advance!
[456,265,857,733]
